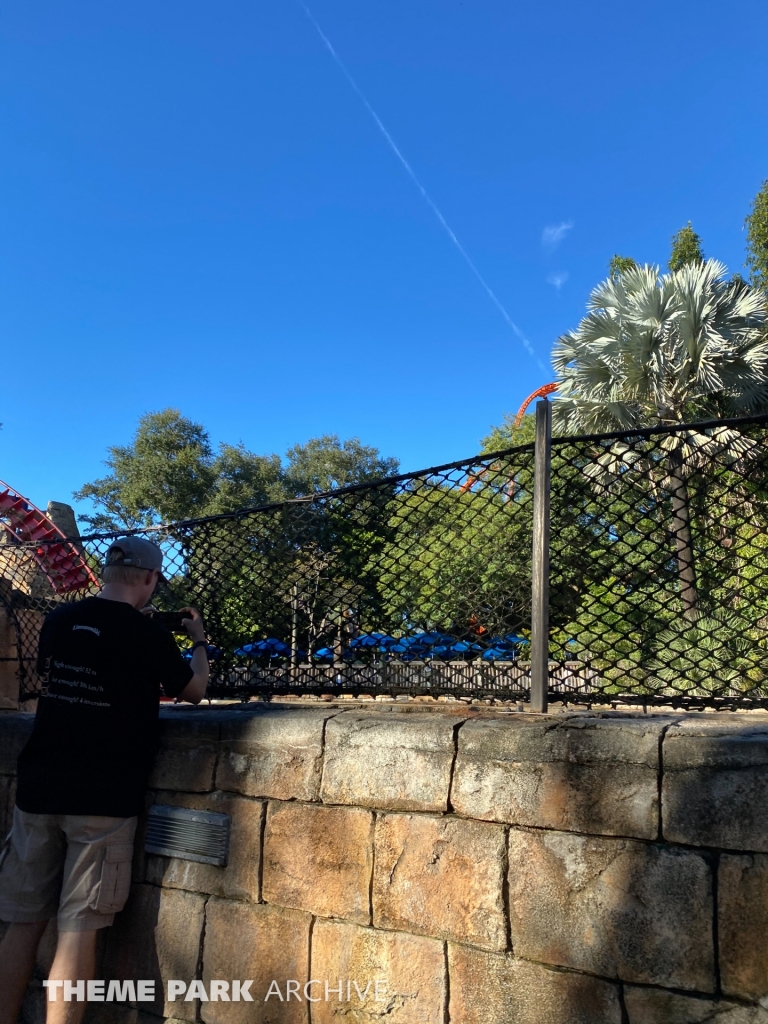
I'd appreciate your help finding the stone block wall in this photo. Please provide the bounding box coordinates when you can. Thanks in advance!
[2,705,768,1023]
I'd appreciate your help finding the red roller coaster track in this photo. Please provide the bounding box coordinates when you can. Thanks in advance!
[514,382,559,428]
[0,480,98,594]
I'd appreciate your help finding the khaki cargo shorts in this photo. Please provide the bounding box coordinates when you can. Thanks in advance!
[0,806,137,932]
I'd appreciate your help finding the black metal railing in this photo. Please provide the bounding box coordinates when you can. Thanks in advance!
[4,408,768,710]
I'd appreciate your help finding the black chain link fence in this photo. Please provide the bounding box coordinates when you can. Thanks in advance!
[3,412,768,709]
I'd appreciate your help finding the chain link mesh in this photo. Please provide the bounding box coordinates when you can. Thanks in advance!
[4,412,768,709]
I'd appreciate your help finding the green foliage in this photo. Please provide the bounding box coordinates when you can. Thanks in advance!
[745,179,768,292]
[75,411,399,531]
[608,254,637,280]
[74,409,218,529]
[552,260,768,433]
[284,435,399,495]
[480,412,536,453]
[668,222,704,271]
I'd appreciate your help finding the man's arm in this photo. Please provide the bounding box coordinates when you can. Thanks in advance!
[177,607,210,704]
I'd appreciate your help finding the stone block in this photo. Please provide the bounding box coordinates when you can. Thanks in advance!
[149,711,219,792]
[624,986,768,1023]
[452,715,663,838]
[373,812,507,950]
[102,883,206,1022]
[201,897,311,1024]
[507,828,714,991]
[719,853,768,1002]
[310,919,445,1023]
[321,711,460,812]
[662,719,768,851]
[0,713,34,774]
[145,791,263,902]
[217,707,336,801]
[448,944,622,1024]
[263,802,373,924]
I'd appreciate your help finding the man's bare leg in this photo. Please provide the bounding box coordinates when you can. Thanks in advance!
[0,920,50,1024]
[45,930,98,1024]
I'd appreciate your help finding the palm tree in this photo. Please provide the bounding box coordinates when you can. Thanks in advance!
[552,260,768,616]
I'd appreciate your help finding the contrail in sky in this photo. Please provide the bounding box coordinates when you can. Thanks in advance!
[299,3,544,370]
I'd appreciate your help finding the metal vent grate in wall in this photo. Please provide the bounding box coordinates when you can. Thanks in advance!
[145,805,231,867]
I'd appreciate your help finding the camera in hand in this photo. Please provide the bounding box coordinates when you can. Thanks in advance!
[153,610,190,633]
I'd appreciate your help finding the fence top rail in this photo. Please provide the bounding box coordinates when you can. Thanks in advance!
[8,410,768,550]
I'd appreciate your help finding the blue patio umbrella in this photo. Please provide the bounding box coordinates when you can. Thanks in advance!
[234,638,292,657]
[502,633,526,645]
[429,640,484,660]
[312,647,354,661]
[482,647,513,661]
[414,631,455,645]
[182,644,221,661]
[348,632,397,650]
[396,632,455,650]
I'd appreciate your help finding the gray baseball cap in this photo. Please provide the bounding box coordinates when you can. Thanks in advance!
[104,536,163,572]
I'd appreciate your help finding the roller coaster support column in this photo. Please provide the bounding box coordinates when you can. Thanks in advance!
[530,399,552,713]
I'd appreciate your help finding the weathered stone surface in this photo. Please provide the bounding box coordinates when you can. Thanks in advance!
[201,898,311,1024]
[452,715,663,838]
[662,718,768,851]
[0,712,33,774]
[310,919,445,1023]
[624,986,768,1023]
[448,944,622,1024]
[373,812,506,950]
[263,801,373,924]
[145,790,263,902]
[719,854,768,1002]
[102,883,206,1022]
[217,707,337,801]
[148,711,220,792]
[507,828,714,990]
[321,711,461,812]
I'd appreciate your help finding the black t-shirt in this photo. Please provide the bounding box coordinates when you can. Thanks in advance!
[16,596,194,817]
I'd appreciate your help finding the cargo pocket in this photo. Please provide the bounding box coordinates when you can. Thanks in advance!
[91,843,134,914]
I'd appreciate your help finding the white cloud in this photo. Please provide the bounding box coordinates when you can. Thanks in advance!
[547,271,569,292]
[542,220,574,250]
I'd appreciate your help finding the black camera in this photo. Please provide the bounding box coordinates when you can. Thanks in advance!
[151,610,190,633]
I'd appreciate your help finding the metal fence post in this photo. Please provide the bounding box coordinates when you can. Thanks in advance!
[530,399,552,713]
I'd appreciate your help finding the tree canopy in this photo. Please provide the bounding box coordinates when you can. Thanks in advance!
[745,179,768,292]
[608,254,637,280]
[551,260,768,433]
[668,222,705,272]
[74,409,399,531]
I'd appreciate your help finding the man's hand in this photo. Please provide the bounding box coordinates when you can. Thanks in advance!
[180,607,206,643]
[177,607,209,705]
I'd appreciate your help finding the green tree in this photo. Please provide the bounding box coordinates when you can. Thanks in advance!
[284,435,399,495]
[75,413,398,530]
[745,179,768,292]
[608,254,637,280]
[552,260,768,616]
[480,412,536,453]
[668,222,704,271]
[74,409,219,529]
[552,261,768,433]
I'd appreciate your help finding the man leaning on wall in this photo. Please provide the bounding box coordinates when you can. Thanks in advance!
[0,537,210,1024]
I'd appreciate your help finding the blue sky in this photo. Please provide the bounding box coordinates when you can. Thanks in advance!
[1,0,767,517]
